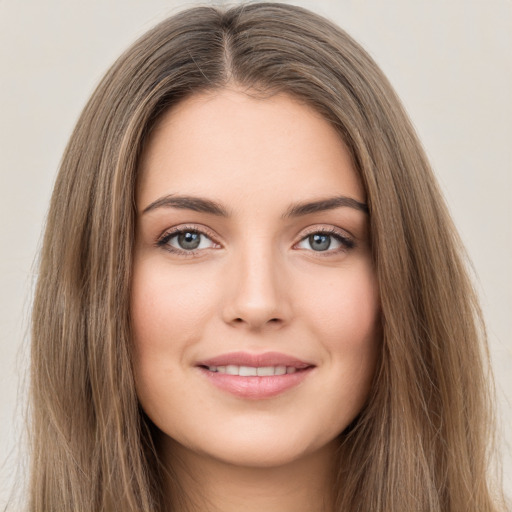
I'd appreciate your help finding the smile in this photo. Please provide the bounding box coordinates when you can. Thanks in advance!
[196,352,315,399]
[206,365,298,376]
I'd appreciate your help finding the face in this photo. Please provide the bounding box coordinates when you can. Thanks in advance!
[131,88,380,469]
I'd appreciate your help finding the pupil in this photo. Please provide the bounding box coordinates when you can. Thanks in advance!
[310,234,330,251]
[178,231,201,250]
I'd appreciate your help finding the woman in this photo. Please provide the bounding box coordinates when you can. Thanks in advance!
[29,3,505,511]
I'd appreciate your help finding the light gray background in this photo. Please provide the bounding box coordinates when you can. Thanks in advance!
[1,0,510,504]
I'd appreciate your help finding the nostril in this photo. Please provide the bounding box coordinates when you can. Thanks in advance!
[231,317,282,327]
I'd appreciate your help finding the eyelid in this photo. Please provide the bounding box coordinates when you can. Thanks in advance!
[155,223,356,257]
[293,225,355,253]
[156,224,222,255]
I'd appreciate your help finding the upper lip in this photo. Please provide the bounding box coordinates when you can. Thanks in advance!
[197,351,313,369]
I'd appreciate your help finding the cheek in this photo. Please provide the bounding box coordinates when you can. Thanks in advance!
[129,259,217,408]
[305,261,380,344]
[130,258,217,350]
[300,261,380,399]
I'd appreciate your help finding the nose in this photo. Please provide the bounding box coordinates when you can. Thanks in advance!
[222,242,291,331]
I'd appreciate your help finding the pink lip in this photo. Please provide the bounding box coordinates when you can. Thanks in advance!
[197,351,313,369]
[196,351,315,400]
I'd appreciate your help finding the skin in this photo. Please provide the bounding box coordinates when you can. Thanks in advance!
[131,88,381,512]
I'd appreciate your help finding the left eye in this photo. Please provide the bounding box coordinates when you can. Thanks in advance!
[163,230,216,251]
[296,232,352,252]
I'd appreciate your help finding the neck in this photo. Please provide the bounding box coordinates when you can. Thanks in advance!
[161,437,338,512]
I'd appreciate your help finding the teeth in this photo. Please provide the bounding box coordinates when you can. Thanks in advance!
[274,366,286,375]
[256,366,275,376]
[226,365,238,375]
[207,365,301,376]
[239,366,257,376]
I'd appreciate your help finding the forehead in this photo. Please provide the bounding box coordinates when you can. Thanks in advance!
[137,88,364,212]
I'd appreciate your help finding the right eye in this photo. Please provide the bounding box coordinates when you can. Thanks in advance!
[157,228,218,254]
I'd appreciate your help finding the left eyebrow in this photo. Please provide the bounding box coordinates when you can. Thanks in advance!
[282,196,369,218]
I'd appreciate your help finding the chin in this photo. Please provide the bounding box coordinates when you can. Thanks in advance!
[160,412,343,471]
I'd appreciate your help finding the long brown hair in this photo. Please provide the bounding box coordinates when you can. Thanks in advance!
[30,3,504,511]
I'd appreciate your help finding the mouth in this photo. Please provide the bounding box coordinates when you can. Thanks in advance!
[196,352,315,399]
[201,364,307,376]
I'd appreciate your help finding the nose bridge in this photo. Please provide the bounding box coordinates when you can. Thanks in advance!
[223,235,288,329]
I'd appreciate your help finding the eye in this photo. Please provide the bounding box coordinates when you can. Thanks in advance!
[157,227,218,254]
[295,229,354,253]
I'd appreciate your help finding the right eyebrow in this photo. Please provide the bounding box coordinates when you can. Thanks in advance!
[142,194,230,217]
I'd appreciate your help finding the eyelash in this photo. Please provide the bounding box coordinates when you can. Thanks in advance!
[156,225,355,256]
[297,227,355,254]
[156,225,219,257]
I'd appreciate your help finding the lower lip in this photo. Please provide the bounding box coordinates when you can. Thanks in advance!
[198,367,314,399]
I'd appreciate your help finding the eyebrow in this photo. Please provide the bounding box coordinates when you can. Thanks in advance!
[141,194,368,217]
[282,196,368,218]
[142,195,230,216]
